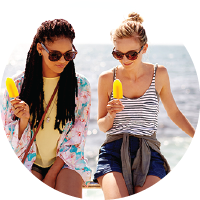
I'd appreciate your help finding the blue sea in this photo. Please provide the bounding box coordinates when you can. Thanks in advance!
[1,44,200,199]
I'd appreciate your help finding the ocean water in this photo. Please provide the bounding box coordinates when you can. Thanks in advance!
[1,44,200,199]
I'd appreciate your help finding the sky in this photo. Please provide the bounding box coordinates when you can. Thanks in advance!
[0,0,200,200]
[1,0,200,64]
[1,0,199,47]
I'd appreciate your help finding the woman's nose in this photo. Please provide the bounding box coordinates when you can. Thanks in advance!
[122,54,129,62]
[59,55,66,62]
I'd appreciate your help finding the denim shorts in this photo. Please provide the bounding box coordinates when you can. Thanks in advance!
[94,136,166,182]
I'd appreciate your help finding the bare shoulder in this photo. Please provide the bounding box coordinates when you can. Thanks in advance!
[99,69,113,80]
[98,68,114,87]
[155,65,170,94]
[156,64,168,74]
[156,64,169,80]
[98,68,114,96]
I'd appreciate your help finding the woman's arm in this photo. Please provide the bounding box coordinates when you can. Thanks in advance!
[56,75,92,185]
[1,77,34,158]
[10,98,30,140]
[157,66,195,137]
[97,71,124,133]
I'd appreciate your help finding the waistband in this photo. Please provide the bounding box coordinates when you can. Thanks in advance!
[100,132,171,195]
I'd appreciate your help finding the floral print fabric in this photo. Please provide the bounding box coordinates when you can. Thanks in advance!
[1,72,92,185]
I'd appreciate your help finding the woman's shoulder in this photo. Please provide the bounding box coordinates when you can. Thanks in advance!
[154,64,169,94]
[145,62,168,77]
[99,68,115,82]
[76,72,90,87]
[11,71,24,80]
[145,62,167,70]
[156,64,168,77]
[143,62,166,72]
[12,71,25,86]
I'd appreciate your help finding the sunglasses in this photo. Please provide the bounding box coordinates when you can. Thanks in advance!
[112,46,144,60]
[41,43,77,61]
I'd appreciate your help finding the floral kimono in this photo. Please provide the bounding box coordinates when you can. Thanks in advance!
[1,72,92,185]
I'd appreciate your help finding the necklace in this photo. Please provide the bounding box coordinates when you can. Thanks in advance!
[44,95,57,123]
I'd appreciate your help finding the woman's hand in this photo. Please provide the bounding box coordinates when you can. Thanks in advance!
[97,99,124,133]
[11,98,30,139]
[10,98,30,120]
[97,71,125,133]
[106,99,124,119]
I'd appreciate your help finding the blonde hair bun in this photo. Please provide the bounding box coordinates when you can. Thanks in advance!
[127,12,143,24]
[111,11,147,46]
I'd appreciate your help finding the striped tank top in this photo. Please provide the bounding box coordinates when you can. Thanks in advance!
[107,64,159,136]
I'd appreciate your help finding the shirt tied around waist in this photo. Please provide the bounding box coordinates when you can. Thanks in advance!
[100,132,171,195]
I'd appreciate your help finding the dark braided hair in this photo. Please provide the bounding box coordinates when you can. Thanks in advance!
[19,19,78,133]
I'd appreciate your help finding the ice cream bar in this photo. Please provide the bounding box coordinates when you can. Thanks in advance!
[6,78,19,98]
[113,79,123,99]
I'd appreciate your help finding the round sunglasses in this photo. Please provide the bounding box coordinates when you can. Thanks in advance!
[112,46,144,60]
[41,43,77,61]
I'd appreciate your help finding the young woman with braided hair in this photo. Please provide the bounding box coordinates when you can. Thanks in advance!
[94,12,195,199]
[2,19,91,198]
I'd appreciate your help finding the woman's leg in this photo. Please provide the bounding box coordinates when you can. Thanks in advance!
[31,170,43,181]
[134,175,160,193]
[55,168,83,198]
[97,172,129,200]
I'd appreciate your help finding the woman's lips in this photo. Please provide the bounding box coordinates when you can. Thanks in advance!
[56,64,65,68]
[123,62,133,66]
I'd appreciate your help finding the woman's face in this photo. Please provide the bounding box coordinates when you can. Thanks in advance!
[37,37,73,78]
[113,37,147,68]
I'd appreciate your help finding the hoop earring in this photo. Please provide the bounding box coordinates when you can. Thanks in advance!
[39,53,42,56]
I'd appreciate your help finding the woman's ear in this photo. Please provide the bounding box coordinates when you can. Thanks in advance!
[142,43,148,54]
[37,43,43,56]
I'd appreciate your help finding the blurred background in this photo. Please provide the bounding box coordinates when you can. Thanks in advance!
[1,43,199,178]
[1,1,200,199]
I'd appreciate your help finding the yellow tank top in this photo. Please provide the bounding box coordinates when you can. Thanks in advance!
[34,76,61,168]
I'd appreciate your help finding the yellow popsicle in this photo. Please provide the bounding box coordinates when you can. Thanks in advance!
[113,79,123,99]
[6,78,19,98]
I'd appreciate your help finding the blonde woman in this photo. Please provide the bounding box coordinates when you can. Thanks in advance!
[94,12,195,199]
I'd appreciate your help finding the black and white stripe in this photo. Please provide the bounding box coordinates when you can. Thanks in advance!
[107,65,159,136]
